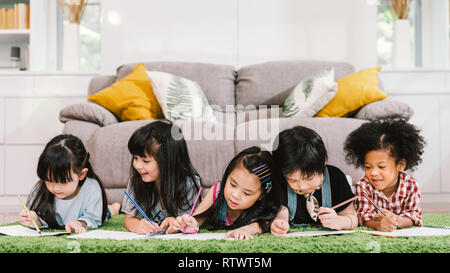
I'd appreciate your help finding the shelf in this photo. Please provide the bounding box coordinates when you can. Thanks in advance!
[0,29,30,34]
[0,29,30,44]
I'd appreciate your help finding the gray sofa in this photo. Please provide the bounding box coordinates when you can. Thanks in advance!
[59,60,412,204]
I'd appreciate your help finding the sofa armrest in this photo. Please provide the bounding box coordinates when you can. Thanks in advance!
[354,99,414,121]
[59,102,119,127]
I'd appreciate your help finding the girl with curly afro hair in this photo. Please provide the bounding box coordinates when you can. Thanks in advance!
[344,119,425,232]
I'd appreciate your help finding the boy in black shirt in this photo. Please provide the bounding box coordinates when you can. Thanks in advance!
[271,126,358,236]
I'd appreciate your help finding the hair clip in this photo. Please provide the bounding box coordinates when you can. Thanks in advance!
[251,164,272,192]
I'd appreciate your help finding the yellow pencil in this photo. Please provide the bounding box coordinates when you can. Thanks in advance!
[17,194,41,234]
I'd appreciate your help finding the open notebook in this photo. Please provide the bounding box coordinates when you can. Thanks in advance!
[0,225,69,237]
[67,230,234,240]
[285,230,356,237]
[360,226,450,238]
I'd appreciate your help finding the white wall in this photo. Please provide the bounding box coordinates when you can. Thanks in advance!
[421,0,450,68]
[379,69,450,202]
[100,0,378,73]
[0,73,92,205]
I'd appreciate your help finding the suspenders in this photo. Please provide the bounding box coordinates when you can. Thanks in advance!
[287,166,332,227]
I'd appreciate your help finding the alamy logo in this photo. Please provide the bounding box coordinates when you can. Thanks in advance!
[66,241,81,253]
[170,105,281,151]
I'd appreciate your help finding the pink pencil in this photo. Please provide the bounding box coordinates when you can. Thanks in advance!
[182,187,203,233]
[189,187,203,216]
[331,196,357,210]
[317,196,357,217]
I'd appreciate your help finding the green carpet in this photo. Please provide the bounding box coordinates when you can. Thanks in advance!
[0,213,449,253]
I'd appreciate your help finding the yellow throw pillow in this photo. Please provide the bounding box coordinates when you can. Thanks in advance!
[88,63,163,121]
[315,67,387,117]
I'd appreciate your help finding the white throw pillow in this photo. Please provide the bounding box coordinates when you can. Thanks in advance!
[146,71,216,122]
[282,68,337,118]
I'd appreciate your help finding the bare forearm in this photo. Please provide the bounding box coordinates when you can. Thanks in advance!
[273,206,289,223]
[336,204,358,230]
[241,222,263,235]
[338,214,358,230]
[397,215,413,228]
[124,215,141,232]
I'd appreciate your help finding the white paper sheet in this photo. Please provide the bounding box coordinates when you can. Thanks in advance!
[0,225,68,237]
[67,229,233,240]
[284,230,356,237]
[360,226,450,238]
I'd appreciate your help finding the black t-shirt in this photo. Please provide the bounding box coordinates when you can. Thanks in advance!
[281,165,355,225]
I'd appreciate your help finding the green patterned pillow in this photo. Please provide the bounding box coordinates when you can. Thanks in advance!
[146,71,216,122]
[282,68,337,118]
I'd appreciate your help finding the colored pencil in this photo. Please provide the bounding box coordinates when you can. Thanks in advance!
[331,196,358,210]
[317,196,357,217]
[183,187,203,233]
[362,194,387,216]
[124,191,156,227]
[189,187,203,217]
[17,194,41,234]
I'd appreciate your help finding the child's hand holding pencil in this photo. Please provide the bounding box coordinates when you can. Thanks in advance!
[18,209,41,230]
[174,186,202,234]
[174,214,199,234]
[374,209,398,232]
[17,194,42,233]
[134,218,161,235]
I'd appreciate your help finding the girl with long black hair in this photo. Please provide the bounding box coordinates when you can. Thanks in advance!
[122,120,202,234]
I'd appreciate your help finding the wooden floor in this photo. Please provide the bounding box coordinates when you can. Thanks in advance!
[1,203,449,225]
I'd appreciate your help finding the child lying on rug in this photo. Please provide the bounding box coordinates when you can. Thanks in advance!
[18,134,121,234]
[344,119,426,232]
[122,121,203,235]
[174,146,283,240]
[270,126,358,236]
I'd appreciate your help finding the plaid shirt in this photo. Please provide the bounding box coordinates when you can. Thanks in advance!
[354,171,422,226]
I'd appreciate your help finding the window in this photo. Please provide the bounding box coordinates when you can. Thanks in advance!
[377,0,450,68]
[57,0,100,72]
[377,0,420,67]
[79,0,100,71]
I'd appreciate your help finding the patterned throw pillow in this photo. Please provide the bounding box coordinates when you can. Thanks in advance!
[282,68,337,118]
[146,71,217,122]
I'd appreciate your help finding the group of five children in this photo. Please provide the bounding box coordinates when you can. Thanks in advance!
[19,118,425,239]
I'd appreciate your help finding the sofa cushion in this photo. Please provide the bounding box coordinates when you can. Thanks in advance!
[354,98,414,121]
[315,67,387,117]
[88,63,163,121]
[234,117,367,185]
[281,68,337,118]
[117,62,236,109]
[235,60,354,106]
[146,70,217,122]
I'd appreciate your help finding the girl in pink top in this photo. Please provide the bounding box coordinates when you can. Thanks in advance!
[174,146,283,240]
